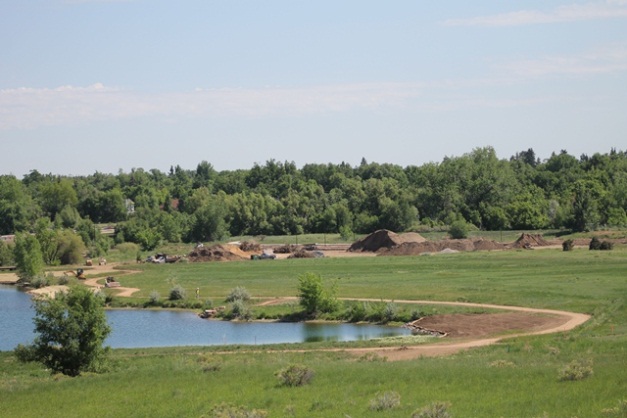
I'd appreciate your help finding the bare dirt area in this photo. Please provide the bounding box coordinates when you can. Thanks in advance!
[25,263,141,298]
[253,297,590,361]
[354,301,589,361]
[410,312,567,338]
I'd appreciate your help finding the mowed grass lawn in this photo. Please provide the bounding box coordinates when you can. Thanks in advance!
[1,247,625,417]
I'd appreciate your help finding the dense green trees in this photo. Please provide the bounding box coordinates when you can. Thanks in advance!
[1,148,625,249]
[13,233,44,280]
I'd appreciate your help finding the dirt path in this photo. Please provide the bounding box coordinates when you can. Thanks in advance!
[26,263,142,298]
[253,297,590,361]
[78,263,142,297]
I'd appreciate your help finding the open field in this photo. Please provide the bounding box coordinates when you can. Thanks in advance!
[1,246,625,417]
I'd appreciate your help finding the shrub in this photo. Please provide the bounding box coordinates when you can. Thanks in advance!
[589,238,614,251]
[225,286,251,303]
[275,364,314,387]
[0,240,15,266]
[601,399,627,417]
[589,237,602,250]
[344,301,368,322]
[114,242,140,261]
[369,391,401,411]
[448,221,468,239]
[206,403,268,418]
[562,239,575,251]
[339,225,353,241]
[297,273,339,317]
[229,299,252,320]
[30,274,52,289]
[383,302,398,323]
[412,401,452,418]
[14,343,38,363]
[559,359,593,381]
[357,352,387,362]
[169,285,186,301]
[411,309,423,321]
[147,291,161,306]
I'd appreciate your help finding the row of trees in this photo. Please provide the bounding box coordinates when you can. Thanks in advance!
[1,147,626,252]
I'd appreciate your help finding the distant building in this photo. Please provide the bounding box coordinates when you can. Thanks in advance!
[0,235,15,243]
[125,199,135,214]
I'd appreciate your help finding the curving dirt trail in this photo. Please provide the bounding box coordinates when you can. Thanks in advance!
[27,263,142,298]
[253,297,590,361]
[81,263,141,297]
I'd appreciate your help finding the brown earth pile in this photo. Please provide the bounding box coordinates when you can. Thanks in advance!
[348,230,426,252]
[288,249,316,259]
[381,238,505,256]
[274,244,299,254]
[239,241,261,252]
[512,233,551,248]
[188,244,248,262]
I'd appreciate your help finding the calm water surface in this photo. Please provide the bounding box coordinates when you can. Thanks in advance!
[0,285,410,351]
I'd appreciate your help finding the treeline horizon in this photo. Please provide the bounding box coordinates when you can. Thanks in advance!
[1,146,626,253]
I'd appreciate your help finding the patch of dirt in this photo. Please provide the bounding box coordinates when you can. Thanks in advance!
[410,312,566,338]
[188,244,249,262]
[380,238,505,255]
[348,229,426,252]
[511,233,552,248]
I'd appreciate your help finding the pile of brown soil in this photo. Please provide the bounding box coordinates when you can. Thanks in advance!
[287,249,316,259]
[348,230,426,252]
[239,241,261,252]
[188,244,248,262]
[381,238,505,256]
[274,244,299,254]
[512,233,551,248]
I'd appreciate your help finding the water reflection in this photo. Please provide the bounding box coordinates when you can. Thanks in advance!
[0,285,411,350]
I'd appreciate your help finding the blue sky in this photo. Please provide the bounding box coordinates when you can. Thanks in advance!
[1,1,626,177]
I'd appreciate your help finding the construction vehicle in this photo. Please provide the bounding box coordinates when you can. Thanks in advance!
[64,268,86,280]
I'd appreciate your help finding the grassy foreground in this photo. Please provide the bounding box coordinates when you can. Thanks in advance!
[1,247,625,417]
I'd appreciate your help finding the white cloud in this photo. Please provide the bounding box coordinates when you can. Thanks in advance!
[0,82,424,130]
[443,1,627,27]
[503,44,627,77]
[3,43,625,131]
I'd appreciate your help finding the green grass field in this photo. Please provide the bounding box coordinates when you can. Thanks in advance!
[1,246,625,417]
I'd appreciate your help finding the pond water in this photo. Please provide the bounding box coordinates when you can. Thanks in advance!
[0,285,411,351]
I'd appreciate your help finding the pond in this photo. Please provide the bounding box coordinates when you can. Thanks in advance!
[0,285,411,351]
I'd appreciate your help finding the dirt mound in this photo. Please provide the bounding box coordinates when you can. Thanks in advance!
[348,230,426,252]
[188,244,248,262]
[239,241,261,252]
[512,233,551,249]
[381,239,505,256]
[274,244,299,254]
[473,238,507,251]
[411,312,565,338]
[397,232,427,244]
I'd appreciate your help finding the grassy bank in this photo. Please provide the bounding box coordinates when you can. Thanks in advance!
[1,247,625,417]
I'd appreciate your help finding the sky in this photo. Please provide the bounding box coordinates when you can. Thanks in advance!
[1,1,626,177]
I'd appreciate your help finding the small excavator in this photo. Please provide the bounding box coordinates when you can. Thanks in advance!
[64,268,86,280]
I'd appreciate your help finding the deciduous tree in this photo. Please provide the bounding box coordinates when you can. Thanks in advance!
[19,286,111,376]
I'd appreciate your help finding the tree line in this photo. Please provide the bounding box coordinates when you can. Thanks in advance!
[1,147,626,260]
